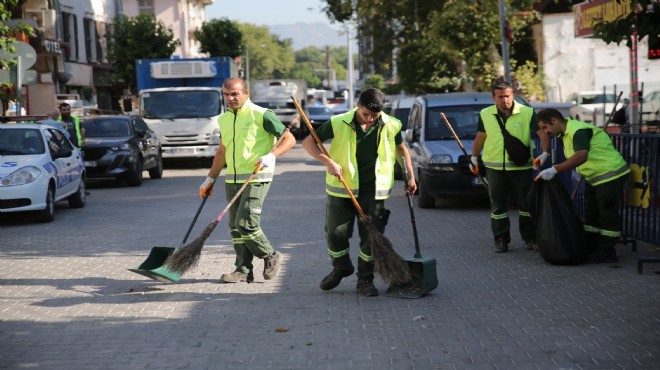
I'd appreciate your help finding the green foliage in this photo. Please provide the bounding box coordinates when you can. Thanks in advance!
[593,1,660,46]
[108,15,180,92]
[238,23,295,81]
[195,18,242,58]
[365,74,385,89]
[511,60,545,102]
[1,0,33,91]
[290,46,348,89]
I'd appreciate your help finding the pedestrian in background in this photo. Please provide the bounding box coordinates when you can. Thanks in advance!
[536,108,630,263]
[58,103,84,147]
[470,80,550,253]
[40,110,71,140]
[199,78,296,283]
[301,88,416,297]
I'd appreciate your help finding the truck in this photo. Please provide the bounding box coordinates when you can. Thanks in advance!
[135,57,238,159]
[250,79,308,138]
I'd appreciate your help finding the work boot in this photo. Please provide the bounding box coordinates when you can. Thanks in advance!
[356,277,378,297]
[319,266,355,291]
[220,270,251,283]
[524,241,538,251]
[494,239,509,253]
[263,251,282,280]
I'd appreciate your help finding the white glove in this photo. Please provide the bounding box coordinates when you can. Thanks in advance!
[534,152,550,170]
[258,152,276,168]
[469,155,479,176]
[535,166,558,181]
[199,176,215,199]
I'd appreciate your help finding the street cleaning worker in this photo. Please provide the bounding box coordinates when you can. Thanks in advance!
[470,80,550,253]
[301,88,416,297]
[58,103,84,147]
[199,78,296,283]
[535,108,630,263]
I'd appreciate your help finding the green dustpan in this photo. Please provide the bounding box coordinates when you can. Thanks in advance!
[386,161,438,298]
[129,190,212,283]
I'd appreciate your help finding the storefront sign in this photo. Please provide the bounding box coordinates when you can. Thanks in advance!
[573,0,631,38]
[42,39,61,54]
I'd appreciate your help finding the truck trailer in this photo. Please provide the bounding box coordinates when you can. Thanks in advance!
[135,57,238,159]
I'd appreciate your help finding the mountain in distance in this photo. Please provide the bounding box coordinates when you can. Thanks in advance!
[268,22,348,50]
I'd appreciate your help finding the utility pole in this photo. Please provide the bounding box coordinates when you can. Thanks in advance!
[347,26,354,110]
[498,0,511,84]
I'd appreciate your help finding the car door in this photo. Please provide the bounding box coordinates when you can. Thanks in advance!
[133,117,156,169]
[46,128,81,198]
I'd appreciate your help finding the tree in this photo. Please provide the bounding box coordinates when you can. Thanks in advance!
[290,46,348,89]
[593,1,660,46]
[1,0,33,98]
[194,18,242,58]
[108,15,180,93]
[238,23,295,82]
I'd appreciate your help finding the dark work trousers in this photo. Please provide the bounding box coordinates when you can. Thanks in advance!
[325,192,388,279]
[485,168,535,243]
[226,181,274,274]
[584,174,628,253]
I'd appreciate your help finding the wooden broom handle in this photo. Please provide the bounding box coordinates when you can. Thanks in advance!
[291,97,367,219]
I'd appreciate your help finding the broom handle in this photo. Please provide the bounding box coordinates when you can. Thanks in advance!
[440,112,488,189]
[291,97,368,219]
[213,125,291,224]
[401,157,422,258]
[180,185,213,247]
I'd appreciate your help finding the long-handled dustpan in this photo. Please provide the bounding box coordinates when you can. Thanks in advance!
[128,187,213,282]
[386,160,438,298]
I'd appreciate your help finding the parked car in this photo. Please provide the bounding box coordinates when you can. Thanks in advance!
[0,123,86,222]
[405,92,528,208]
[567,91,620,125]
[390,97,416,179]
[641,90,660,123]
[307,105,334,130]
[81,115,163,186]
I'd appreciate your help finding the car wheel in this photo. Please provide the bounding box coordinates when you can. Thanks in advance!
[417,171,435,209]
[148,152,163,179]
[36,185,55,223]
[126,158,143,186]
[68,176,87,208]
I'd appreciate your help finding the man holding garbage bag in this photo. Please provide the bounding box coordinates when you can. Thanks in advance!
[535,108,630,263]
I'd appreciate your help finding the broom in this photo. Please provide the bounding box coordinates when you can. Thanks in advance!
[165,129,290,275]
[291,97,412,285]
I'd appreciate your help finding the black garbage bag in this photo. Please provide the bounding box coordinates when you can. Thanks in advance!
[528,178,587,265]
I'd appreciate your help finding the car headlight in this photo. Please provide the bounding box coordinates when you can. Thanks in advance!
[110,143,131,151]
[429,154,453,164]
[209,128,221,145]
[0,166,41,186]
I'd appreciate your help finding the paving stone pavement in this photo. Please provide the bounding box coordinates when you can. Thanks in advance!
[1,145,659,370]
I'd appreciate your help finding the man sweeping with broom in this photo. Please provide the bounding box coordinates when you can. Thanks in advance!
[199,78,296,283]
[301,88,416,297]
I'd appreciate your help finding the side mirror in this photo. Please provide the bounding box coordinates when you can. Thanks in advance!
[404,128,414,143]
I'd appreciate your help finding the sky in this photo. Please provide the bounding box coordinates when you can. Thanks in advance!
[205,0,339,29]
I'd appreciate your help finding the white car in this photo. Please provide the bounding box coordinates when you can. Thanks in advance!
[0,123,86,222]
[567,91,620,125]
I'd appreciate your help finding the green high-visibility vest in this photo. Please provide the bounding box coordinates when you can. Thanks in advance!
[562,119,629,186]
[58,114,82,147]
[326,109,400,200]
[480,102,534,170]
[218,99,276,183]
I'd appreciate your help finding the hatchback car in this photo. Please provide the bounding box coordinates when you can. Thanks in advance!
[0,123,86,222]
[307,105,334,130]
[81,115,163,186]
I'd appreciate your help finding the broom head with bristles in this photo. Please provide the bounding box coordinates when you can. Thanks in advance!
[165,221,219,274]
[361,216,413,285]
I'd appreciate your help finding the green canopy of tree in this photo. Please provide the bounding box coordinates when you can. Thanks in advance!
[195,18,242,58]
[238,23,295,81]
[593,1,660,46]
[1,0,33,92]
[108,15,180,93]
[290,46,348,89]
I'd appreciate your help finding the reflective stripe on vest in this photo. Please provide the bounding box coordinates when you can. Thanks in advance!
[480,103,534,170]
[562,119,630,186]
[218,99,276,183]
[325,109,401,200]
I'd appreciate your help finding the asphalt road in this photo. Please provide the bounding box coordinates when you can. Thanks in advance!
[1,145,659,370]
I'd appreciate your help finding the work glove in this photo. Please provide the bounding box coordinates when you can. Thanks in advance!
[469,155,479,176]
[199,176,215,199]
[257,152,276,169]
[535,166,558,181]
[533,152,550,170]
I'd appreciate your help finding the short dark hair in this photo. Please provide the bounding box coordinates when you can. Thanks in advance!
[222,77,247,92]
[537,108,565,124]
[358,88,385,112]
[491,80,513,95]
[59,103,71,109]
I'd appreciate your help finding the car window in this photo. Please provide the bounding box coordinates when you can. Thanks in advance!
[83,119,131,137]
[134,118,149,132]
[0,128,45,155]
[425,104,489,140]
[393,108,411,129]
[45,128,72,156]
[579,93,615,104]
[308,107,332,115]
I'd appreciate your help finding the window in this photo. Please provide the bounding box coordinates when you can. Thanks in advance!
[84,18,95,62]
[95,22,105,62]
[62,12,78,61]
[138,0,154,15]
